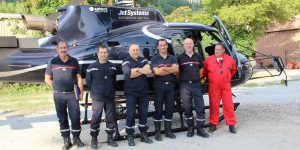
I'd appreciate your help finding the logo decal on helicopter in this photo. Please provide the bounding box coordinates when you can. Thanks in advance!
[118,10,149,16]
[89,7,108,13]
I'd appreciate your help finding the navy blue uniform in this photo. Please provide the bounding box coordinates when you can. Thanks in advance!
[45,55,81,137]
[86,61,117,137]
[151,54,178,122]
[177,52,206,129]
[121,56,149,134]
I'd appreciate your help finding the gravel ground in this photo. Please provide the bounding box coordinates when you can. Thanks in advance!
[0,70,300,150]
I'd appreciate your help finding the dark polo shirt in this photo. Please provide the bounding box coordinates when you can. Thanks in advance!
[45,55,80,92]
[150,54,178,82]
[177,52,203,82]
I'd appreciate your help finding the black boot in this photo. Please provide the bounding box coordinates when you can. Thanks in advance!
[154,121,162,141]
[229,125,237,134]
[208,124,217,133]
[90,137,98,149]
[165,121,176,139]
[140,132,153,144]
[73,136,84,147]
[197,128,209,138]
[62,137,72,150]
[187,127,194,137]
[127,134,135,146]
[106,130,118,147]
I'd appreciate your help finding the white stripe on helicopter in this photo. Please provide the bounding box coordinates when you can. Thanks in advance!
[142,25,172,43]
[0,60,122,78]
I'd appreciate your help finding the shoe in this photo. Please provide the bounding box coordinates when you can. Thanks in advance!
[140,132,153,144]
[106,130,118,147]
[208,124,217,133]
[154,121,162,141]
[62,137,72,150]
[90,137,98,149]
[229,125,237,134]
[187,127,194,137]
[127,134,135,146]
[73,136,84,147]
[197,128,209,138]
[164,121,176,139]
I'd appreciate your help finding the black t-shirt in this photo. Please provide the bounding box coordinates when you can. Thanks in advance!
[86,61,116,101]
[177,52,203,82]
[150,54,178,82]
[45,55,80,92]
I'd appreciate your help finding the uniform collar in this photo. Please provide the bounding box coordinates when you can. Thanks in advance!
[158,53,169,59]
[129,56,141,62]
[214,55,225,62]
[57,54,71,63]
[183,52,196,58]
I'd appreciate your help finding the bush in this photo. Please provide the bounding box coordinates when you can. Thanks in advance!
[0,83,51,96]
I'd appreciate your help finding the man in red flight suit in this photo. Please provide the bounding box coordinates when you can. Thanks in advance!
[203,42,237,134]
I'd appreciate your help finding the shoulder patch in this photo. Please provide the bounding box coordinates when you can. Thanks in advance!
[122,61,130,66]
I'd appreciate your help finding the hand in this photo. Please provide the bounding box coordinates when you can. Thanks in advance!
[79,93,83,101]
[136,68,140,73]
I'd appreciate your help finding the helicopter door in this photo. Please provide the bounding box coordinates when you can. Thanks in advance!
[211,15,237,52]
[211,15,241,79]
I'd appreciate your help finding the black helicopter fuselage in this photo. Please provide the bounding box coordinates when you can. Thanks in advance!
[0,5,252,92]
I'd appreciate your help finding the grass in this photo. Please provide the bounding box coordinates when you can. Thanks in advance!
[0,83,54,115]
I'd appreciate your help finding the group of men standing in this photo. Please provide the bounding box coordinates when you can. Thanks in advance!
[45,38,237,150]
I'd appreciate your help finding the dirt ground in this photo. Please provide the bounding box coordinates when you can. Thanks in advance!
[0,69,300,150]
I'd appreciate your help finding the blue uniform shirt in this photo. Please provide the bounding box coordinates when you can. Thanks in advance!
[45,55,80,92]
[86,61,117,101]
[122,56,149,96]
[177,52,204,82]
[150,54,178,82]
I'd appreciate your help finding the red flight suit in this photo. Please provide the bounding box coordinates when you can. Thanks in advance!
[203,54,237,126]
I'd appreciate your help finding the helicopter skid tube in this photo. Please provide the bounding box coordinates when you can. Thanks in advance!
[80,92,240,141]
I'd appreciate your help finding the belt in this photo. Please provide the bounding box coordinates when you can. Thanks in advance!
[54,91,74,94]
[181,80,200,84]
[156,81,176,85]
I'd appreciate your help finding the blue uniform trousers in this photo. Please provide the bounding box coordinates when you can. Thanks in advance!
[53,92,81,137]
[180,82,206,129]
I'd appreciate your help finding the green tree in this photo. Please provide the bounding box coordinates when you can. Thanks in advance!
[156,0,201,16]
[166,6,193,22]
[200,0,300,56]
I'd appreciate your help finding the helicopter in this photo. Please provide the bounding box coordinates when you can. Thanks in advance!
[0,4,287,140]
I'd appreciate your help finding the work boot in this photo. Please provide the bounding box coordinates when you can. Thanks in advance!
[197,128,209,138]
[154,121,162,141]
[62,137,72,150]
[106,130,118,147]
[164,121,176,139]
[73,136,85,147]
[127,134,135,146]
[208,124,217,133]
[90,137,98,149]
[229,125,237,134]
[140,132,153,144]
[187,127,194,137]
